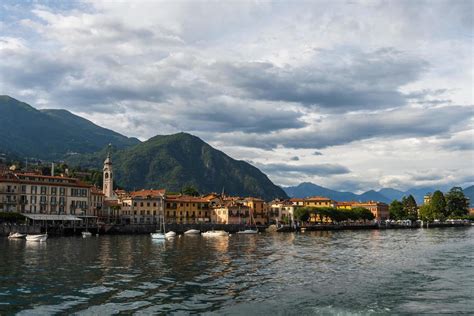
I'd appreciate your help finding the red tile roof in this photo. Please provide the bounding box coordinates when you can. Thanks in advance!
[130,189,166,198]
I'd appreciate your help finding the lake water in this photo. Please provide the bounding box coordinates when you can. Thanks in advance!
[1,227,473,315]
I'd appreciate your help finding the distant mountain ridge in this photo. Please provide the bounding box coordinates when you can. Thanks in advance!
[284,182,391,203]
[67,133,288,201]
[0,95,140,159]
[284,182,474,205]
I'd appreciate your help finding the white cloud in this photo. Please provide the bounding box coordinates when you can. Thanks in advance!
[0,0,472,192]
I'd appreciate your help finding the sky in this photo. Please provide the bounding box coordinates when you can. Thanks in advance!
[0,0,473,192]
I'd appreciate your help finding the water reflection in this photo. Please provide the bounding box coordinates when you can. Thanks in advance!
[0,228,473,315]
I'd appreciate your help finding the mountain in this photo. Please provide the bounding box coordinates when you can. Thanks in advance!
[377,188,406,201]
[0,95,140,159]
[464,185,474,207]
[283,182,391,203]
[358,190,391,203]
[284,182,474,205]
[68,133,288,201]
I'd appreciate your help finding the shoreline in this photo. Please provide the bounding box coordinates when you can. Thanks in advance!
[1,221,471,237]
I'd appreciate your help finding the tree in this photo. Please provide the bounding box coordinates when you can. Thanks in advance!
[402,195,418,220]
[181,185,200,196]
[419,204,435,222]
[353,207,375,221]
[294,208,310,222]
[389,200,405,220]
[445,187,469,217]
[431,190,447,220]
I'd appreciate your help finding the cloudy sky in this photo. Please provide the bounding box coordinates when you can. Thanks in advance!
[1,0,473,192]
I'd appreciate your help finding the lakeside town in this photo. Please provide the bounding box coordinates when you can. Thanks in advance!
[1,151,472,237]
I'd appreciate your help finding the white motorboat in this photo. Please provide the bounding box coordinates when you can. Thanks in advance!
[165,231,176,238]
[25,234,48,242]
[8,232,26,239]
[184,229,201,235]
[202,230,229,237]
[151,232,166,239]
[82,231,92,238]
[237,229,258,234]
[238,209,258,235]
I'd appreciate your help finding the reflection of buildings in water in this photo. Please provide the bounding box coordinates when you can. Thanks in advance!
[209,236,230,253]
[235,235,258,255]
[311,230,333,238]
[23,240,47,267]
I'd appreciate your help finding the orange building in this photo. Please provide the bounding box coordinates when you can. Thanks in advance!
[165,194,212,223]
[352,201,389,221]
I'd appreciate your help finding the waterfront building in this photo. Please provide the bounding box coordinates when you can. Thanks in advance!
[269,200,295,224]
[289,198,305,207]
[212,201,251,224]
[243,197,268,225]
[336,201,354,210]
[119,189,165,225]
[304,196,334,208]
[90,187,104,217]
[352,201,389,221]
[165,194,212,224]
[0,171,92,215]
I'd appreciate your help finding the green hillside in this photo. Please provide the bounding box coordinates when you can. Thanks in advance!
[0,95,140,159]
[68,133,288,201]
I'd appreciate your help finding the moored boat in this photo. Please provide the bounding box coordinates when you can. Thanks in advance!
[8,232,26,239]
[237,229,258,234]
[25,234,48,242]
[202,230,229,237]
[151,232,166,239]
[82,231,92,238]
[165,231,176,238]
[184,229,201,235]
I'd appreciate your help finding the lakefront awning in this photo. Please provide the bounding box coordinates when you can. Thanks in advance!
[21,214,83,221]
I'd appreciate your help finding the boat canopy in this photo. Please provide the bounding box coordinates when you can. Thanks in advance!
[21,214,83,221]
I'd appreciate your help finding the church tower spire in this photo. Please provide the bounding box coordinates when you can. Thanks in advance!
[103,144,115,200]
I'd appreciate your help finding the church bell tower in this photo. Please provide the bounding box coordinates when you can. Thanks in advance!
[103,144,115,199]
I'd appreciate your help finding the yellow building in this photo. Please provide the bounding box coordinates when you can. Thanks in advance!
[304,196,334,208]
[336,201,353,210]
[244,197,268,225]
[423,194,432,205]
[165,195,212,224]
